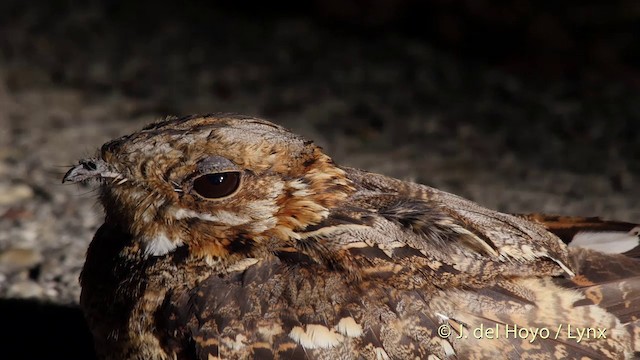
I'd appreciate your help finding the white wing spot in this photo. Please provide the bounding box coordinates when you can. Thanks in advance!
[434,312,449,322]
[548,256,575,277]
[289,324,344,349]
[226,258,259,272]
[221,334,248,351]
[375,347,390,360]
[257,322,283,343]
[571,231,639,254]
[336,317,363,338]
[439,338,456,356]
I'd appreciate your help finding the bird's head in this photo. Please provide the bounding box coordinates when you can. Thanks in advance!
[63,114,354,266]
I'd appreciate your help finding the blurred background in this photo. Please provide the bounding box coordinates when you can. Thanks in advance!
[0,1,639,358]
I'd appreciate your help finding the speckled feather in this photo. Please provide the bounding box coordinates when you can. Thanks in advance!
[64,114,640,360]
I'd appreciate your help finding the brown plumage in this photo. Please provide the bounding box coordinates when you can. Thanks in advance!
[63,114,640,360]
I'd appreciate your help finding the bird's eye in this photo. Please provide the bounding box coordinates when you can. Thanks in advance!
[192,172,241,199]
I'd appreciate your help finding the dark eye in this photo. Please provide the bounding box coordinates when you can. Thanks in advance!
[192,172,241,199]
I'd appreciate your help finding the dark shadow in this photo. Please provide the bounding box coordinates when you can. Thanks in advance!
[0,298,96,360]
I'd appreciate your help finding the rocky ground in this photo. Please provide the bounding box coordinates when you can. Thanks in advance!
[0,2,639,359]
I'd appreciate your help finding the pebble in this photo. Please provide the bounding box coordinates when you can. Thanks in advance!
[0,247,43,274]
[0,183,34,205]
[7,280,45,298]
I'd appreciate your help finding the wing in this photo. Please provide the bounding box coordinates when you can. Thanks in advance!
[158,168,640,359]
[517,213,640,256]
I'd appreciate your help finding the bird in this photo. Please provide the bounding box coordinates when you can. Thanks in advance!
[63,114,640,360]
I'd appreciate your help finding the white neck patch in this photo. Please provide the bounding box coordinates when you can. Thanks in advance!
[143,231,183,256]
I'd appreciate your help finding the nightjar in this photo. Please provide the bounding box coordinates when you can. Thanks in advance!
[63,114,640,360]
